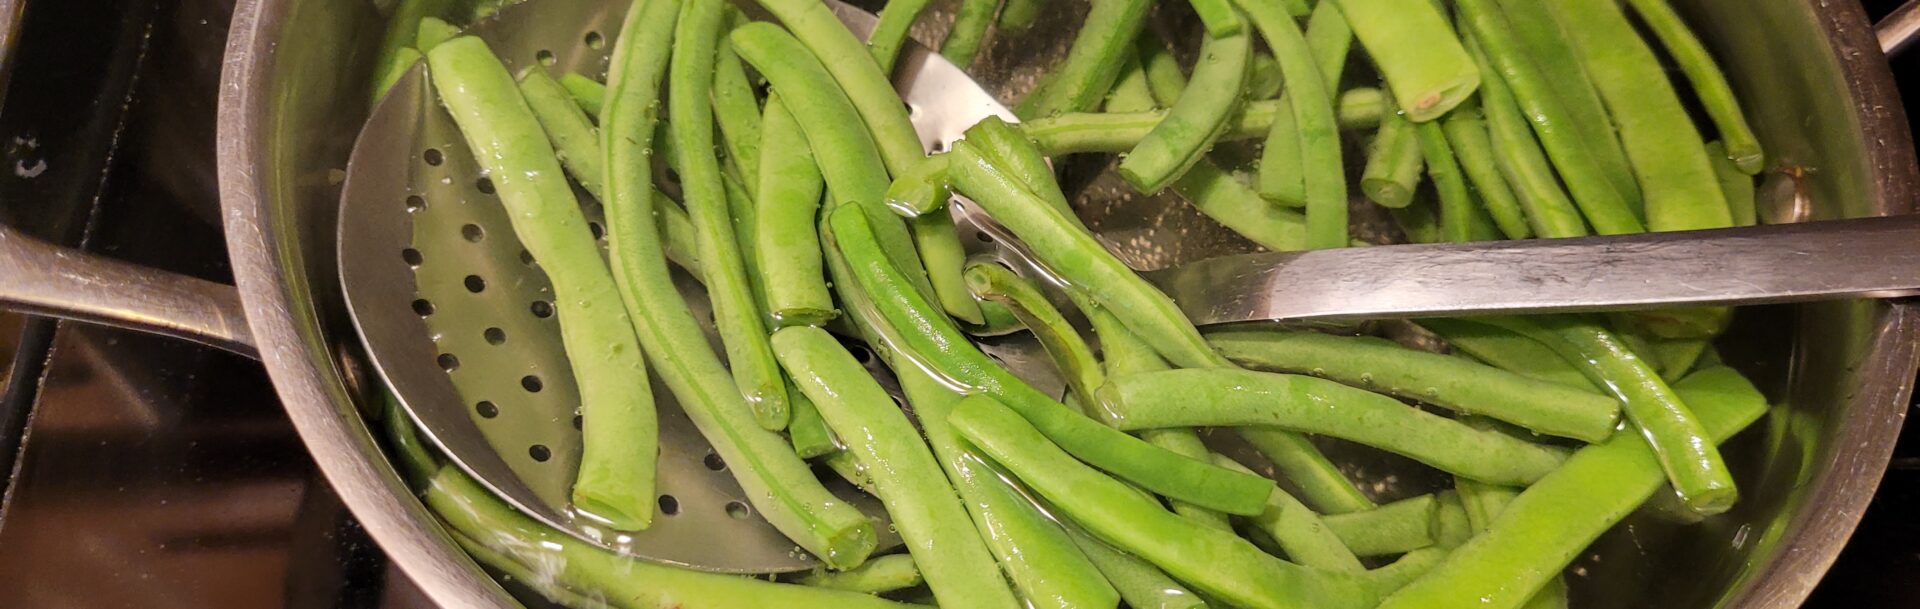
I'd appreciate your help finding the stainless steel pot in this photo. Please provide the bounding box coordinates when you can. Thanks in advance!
[0,0,1913,607]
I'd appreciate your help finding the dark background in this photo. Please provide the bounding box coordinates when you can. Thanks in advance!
[0,0,1914,607]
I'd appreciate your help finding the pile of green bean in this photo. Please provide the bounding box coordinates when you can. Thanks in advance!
[374,0,1778,606]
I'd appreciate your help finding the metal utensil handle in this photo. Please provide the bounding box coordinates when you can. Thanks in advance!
[1880,0,1920,55]
[0,223,255,356]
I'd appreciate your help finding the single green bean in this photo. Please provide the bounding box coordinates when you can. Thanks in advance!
[997,0,1043,31]
[1105,55,1159,113]
[1235,0,1345,248]
[1188,0,1247,37]
[713,34,764,198]
[1458,0,1644,235]
[824,449,878,494]
[869,0,934,73]
[941,0,1000,68]
[429,36,656,531]
[1138,34,1187,107]
[964,263,1103,400]
[1477,316,1736,515]
[1548,0,1732,232]
[1495,0,1641,213]
[380,391,440,486]
[603,1,874,565]
[1418,318,1592,389]
[450,531,609,609]
[559,73,605,118]
[1235,429,1377,514]
[773,327,1020,609]
[1322,494,1438,557]
[373,0,454,98]
[968,116,1076,219]
[912,212,984,322]
[755,0,926,175]
[1338,87,1385,129]
[1461,30,1588,238]
[425,468,922,609]
[1650,337,1712,382]
[827,205,1275,515]
[1215,455,1365,572]
[800,554,924,594]
[1060,522,1209,609]
[658,195,705,277]
[374,47,425,105]
[1624,0,1763,174]
[1431,490,1472,547]
[670,0,789,431]
[754,95,836,327]
[786,387,842,458]
[1440,99,1530,239]
[1418,121,1482,243]
[1118,23,1251,194]
[1100,368,1572,486]
[1376,366,1767,609]
[883,153,952,217]
[1247,53,1283,100]
[1015,0,1151,118]
[951,396,1377,609]
[1209,329,1621,442]
[1707,141,1758,226]
[416,16,460,51]
[1174,160,1310,252]
[1456,468,1572,609]
[519,68,606,198]
[1362,108,1423,209]
[1333,0,1479,121]
[1359,547,1450,598]
[1304,0,1352,86]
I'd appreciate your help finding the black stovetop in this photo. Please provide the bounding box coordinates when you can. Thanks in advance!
[0,1,1915,607]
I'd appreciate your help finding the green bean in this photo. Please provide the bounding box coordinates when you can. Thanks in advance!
[800,554,924,594]
[1022,94,1381,155]
[1334,0,1479,121]
[824,449,878,494]
[380,390,440,486]
[559,73,605,118]
[1417,122,1481,243]
[1209,329,1621,442]
[754,0,925,175]
[1456,471,1571,609]
[1390,200,1442,244]
[1188,0,1246,37]
[1174,161,1310,252]
[997,0,1043,31]
[913,212,985,321]
[1105,56,1159,113]
[1060,523,1209,609]
[1707,141,1758,226]
[1431,490,1472,547]
[450,531,609,609]
[713,33,764,197]
[1359,547,1450,598]
[1015,0,1151,118]
[1440,100,1530,239]
[952,396,1376,609]
[1117,23,1251,194]
[373,0,453,97]
[1100,368,1571,486]
[416,16,460,51]
[658,195,706,277]
[1376,366,1766,609]
[519,68,606,198]
[1459,0,1644,234]
[1650,337,1712,382]
[1494,0,1640,212]
[786,387,842,458]
[883,153,951,217]
[729,23,935,303]
[1304,0,1352,86]
[1362,109,1423,209]
[1235,429,1377,514]
[1338,87,1384,129]
[1246,53,1283,100]
[1138,34,1187,107]
[1461,30,1588,239]
[1548,0,1732,232]
[425,468,922,609]
[1624,0,1763,174]
[1477,315,1736,515]
[868,0,933,74]
[1214,455,1365,572]
[753,95,836,327]
[603,2,874,565]
[428,36,656,532]
[941,0,1000,68]
[374,47,425,105]
[773,327,1020,609]
[826,205,1276,515]
[1235,0,1344,248]
[1322,494,1439,557]
[969,116,1076,219]
[1418,318,1590,389]
[964,263,1102,399]
[670,0,789,431]
[1615,307,1733,340]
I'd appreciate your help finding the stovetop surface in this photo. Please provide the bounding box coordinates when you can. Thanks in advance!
[0,1,1915,607]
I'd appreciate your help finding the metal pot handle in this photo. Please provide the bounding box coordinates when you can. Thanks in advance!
[1883,0,1920,55]
[0,223,255,356]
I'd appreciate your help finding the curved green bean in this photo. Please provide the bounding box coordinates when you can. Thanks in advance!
[1707,141,1758,226]
[1440,100,1531,239]
[416,17,460,51]
[1362,109,1423,209]
[1457,0,1643,235]
[602,2,874,565]
[1334,0,1479,121]
[1477,316,1735,515]
[1375,366,1767,609]
[1015,0,1151,118]
[964,263,1103,400]
[786,387,842,458]
[713,32,764,197]
[912,212,985,322]
[1099,368,1571,486]
[883,152,951,217]
[1418,121,1482,243]
[1461,30,1588,238]
[372,0,451,97]
[967,117,1075,218]
[951,396,1376,609]
[519,68,606,198]
[868,0,933,73]
[1104,55,1158,113]
[1549,0,1733,231]
[827,205,1275,515]
[773,327,1020,609]
[1214,455,1365,573]
[1624,0,1763,174]
[1174,160,1309,252]
[373,47,424,105]
[560,72,606,118]
[1209,329,1621,442]
[754,0,924,174]
[1117,23,1251,194]
[1061,523,1208,609]
[1495,0,1640,212]
[428,36,656,532]
[1235,0,1345,248]
[755,95,836,327]
[800,554,924,594]
[1138,34,1187,107]
[1235,428,1377,514]
[940,0,1000,68]
[1322,494,1439,557]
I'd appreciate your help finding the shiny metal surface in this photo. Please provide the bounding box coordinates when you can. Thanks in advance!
[1880,0,1920,55]
[0,224,255,355]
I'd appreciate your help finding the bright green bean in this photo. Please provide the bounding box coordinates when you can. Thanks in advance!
[1105,56,1158,113]
[658,195,705,277]
[1322,494,1438,557]
[559,72,605,118]
[428,36,656,531]
[1100,368,1572,485]
[1418,121,1482,243]
[941,0,1000,68]
[1334,0,1479,121]
[773,326,1020,609]
[755,0,924,174]
[1022,94,1382,155]
[1174,160,1310,252]
[786,387,842,458]
[1461,30,1588,238]
[1376,366,1767,609]
[1362,108,1423,209]
[1418,318,1592,389]
[1235,0,1345,248]
[1456,468,1572,609]
[603,1,873,565]
[1304,0,1352,86]
[883,153,951,217]
[1061,523,1208,609]
[827,205,1275,515]
[1359,547,1450,598]
[1214,455,1365,573]
[1209,329,1621,442]
[450,532,608,609]
[1549,0,1732,232]
[1625,0,1763,174]
[967,117,1075,218]
[997,0,1043,30]
[1015,0,1151,118]
[965,263,1102,400]
[800,554,924,594]
[951,396,1377,609]
[1707,141,1758,226]
[1477,315,1736,515]
[416,16,460,51]
[1458,0,1644,235]
[1338,87,1385,129]
[1650,337,1712,382]
[912,212,984,322]
[1495,0,1640,213]
[519,68,606,198]
[1441,99,1530,239]
[380,390,439,486]
[1431,490,1472,547]
[754,95,835,327]
[1138,34,1187,107]
[1117,23,1251,194]
[670,0,788,431]
[868,0,933,73]
[373,0,453,98]
[1235,428,1377,514]
[713,33,764,198]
